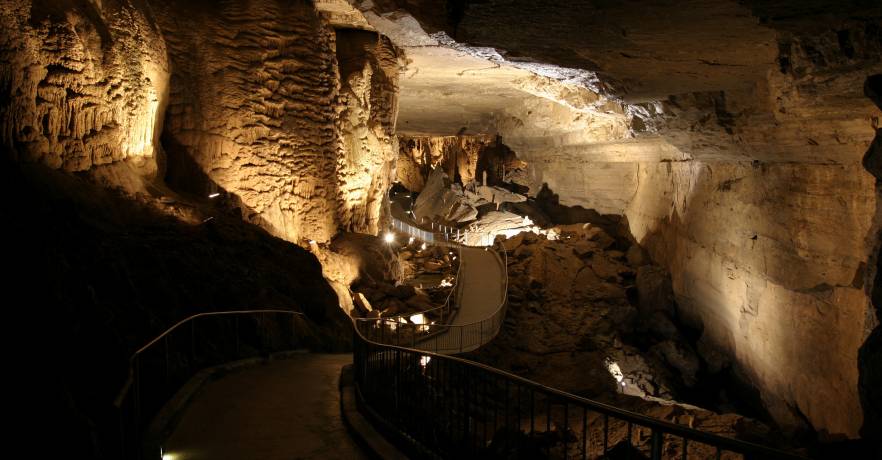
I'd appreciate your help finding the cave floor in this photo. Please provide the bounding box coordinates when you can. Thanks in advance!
[162,354,366,460]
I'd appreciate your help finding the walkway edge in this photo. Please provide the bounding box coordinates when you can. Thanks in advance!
[339,364,410,460]
[142,350,309,459]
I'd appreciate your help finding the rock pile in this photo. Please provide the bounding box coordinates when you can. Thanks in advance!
[468,224,776,448]
[352,240,458,321]
[472,224,703,399]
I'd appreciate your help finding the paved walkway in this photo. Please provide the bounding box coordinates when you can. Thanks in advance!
[163,354,367,460]
[451,246,505,325]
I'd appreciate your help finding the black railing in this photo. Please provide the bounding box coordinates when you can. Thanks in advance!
[354,241,508,354]
[352,338,806,460]
[113,310,306,460]
[351,240,804,460]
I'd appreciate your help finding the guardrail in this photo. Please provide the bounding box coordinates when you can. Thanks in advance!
[391,216,461,247]
[354,240,508,354]
[109,216,804,460]
[356,239,463,327]
[113,310,307,460]
[351,241,805,460]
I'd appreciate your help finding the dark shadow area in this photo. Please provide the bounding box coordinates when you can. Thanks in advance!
[162,130,218,199]
[335,28,380,83]
[858,73,882,458]
[475,135,521,187]
[4,158,349,458]
[501,183,623,244]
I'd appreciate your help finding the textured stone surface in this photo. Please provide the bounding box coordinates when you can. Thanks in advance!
[0,0,169,189]
[397,135,491,190]
[1,0,402,245]
[358,0,882,439]
[156,1,400,243]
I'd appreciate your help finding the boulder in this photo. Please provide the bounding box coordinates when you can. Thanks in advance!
[636,265,675,316]
[591,255,630,281]
[626,244,649,267]
[654,340,701,387]
[406,293,434,310]
[389,283,416,299]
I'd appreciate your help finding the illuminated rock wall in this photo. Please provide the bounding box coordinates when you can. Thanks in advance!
[335,30,401,235]
[397,135,493,191]
[157,0,368,243]
[0,0,169,191]
[627,160,875,437]
[1,1,402,245]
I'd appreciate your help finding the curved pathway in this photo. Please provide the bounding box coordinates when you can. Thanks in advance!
[162,354,366,460]
[163,198,508,458]
[449,246,505,326]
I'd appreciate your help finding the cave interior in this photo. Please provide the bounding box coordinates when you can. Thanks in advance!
[2,0,881,458]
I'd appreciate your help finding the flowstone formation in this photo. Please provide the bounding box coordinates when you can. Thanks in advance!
[156,1,402,244]
[2,0,404,246]
[0,0,169,190]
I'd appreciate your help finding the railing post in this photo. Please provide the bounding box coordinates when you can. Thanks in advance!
[164,335,170,386]
[650,429,663,459]
[190,319,196,366]
[234,316,240,357]
[395,348,401,424]
[134,357,141,460]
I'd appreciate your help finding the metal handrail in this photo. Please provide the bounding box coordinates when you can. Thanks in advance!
[114,309,305,459]
[350,238,805,459]
[355,238,508,353]
[115,309,305,406]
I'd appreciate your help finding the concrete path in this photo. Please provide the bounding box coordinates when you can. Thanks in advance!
[414,245,505,353]
[163,354,367,460]
[451,246,505,325]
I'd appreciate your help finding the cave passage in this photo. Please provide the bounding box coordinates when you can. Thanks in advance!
[3,1,881,459]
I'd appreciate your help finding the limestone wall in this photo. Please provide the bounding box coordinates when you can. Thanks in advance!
[0,0,169,191]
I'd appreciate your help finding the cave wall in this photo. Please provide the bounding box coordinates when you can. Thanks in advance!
[506,98,879,439]
[0,0,169,192]
[155,0,399,244]
[397,135,493,191]
[627,160,875,437]
[0,0,402,245]
[481,8,882,439]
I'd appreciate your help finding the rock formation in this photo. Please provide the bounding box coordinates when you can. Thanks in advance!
[3,0,882,454]
[156,1,402,243]
[0,0,169,190]
[352,0,882,439]
[397,134,522,191]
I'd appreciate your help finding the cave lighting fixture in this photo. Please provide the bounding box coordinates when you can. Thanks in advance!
[384,232,395,243]
[208,192,220,198]
[420,243,427,251]
[408,236,415,244]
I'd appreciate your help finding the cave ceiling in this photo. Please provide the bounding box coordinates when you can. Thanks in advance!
[327,0,880,165]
